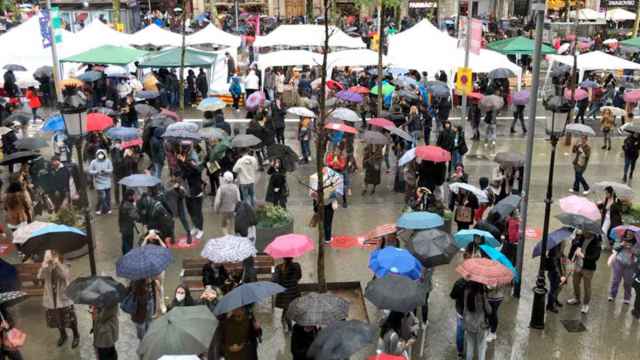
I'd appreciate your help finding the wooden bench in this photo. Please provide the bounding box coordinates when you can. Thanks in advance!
[180,255,275,293]
[16,263,45,297]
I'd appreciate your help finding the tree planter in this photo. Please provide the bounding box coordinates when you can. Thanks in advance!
[255,219,294,252]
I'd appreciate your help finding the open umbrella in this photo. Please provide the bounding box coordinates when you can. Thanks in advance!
[201,235,256,263]
[214,281,285,315]
[286,292,350,326]
[0,291,27,308]
[135,104,159,118]
[246,91,266,110]
[11,221,52,246]
[265,233,314,258]
[349,85,370,94]
[287,106,316,118]
[512,90,530,106]
[565,123,596,137]
[405,229,458,267]
[15,137,48,150]
[86,113,114,132]
[105,127,139,141]
[20,224,87,257]
[488,68,516,79]
[532,227,573,257]
[369,247,423,280]
[558,195,601,221]
[200,127,228,141]
[494,152,524,167]
[60,78,84,88]
[398,148,416,166]
[0,127,12,136]
[474,221,501,240]
[579,79,599,89]
[329,107,360,123]
[65,276,126,307]
[396,211,443,230]
[550,62,571,77]
[367,117,395,129]
[609,225,640,243]
[600,106,626,117]
[266,143,298,172]
[116,245,173,280]
[33,66,53,78]
[104,65,128,78]
[395,75,419,88]
[3,64,26,71]
[0,151,39,166]
[139,306,218,360]
[119,174,162,188]
[77,71,103,82]
[370,83,395,96]
[325,122,357,134]
[366,224,397,239]
[364,274,426,313]
[479,244,519,281]
[398,89,419,101]
[137,90,160,100]
[593,181,633,198]
[335,90,363,103]
[454,229,500,248]
[555,213,601,234]
[162,128,202,141]
[4,112,31,125]
[479,95,504,112]
[620,122,640,133]
[489,194,522,219]
[363,130,389,144]
[424,81,449,98]
[307,320,377,360]
[544,95,572,113]
[388,126,413,142]
[368,354,406,360]
[309,167,344,198]
[231,134,261,148]
[197,97,226,112]
[564,88,588,101]
[456,258,513,287]
[448,182,488,203]
[41,114,65,133]
[415,145,451,163]
[327,79,344,91]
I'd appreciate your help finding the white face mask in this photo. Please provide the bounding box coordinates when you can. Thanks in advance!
[98,154,106,160]
[175,293,185,302]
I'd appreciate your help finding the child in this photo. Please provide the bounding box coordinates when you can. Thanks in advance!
[25,86,42,123]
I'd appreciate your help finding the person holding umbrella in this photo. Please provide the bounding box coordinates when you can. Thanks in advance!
[362,143,384,195]
[218,307,262,360]
[463,281,491,360]
[126,278,156,340]
[622,132,640,183]
[607,231,639,304]
[37,250,79,348]
[266,159,288,209]
[598,186,623,250]
[118,189,139,255]
[272,257,302,333]
[546,240,568,314]
[453,189,478,231]
[567,230,602,314]
[3,180,32,232]
[570,135,591,195]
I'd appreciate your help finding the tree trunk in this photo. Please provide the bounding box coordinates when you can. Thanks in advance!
[307,0,314,20]
[376,2,385,117]
[179,2,187,111]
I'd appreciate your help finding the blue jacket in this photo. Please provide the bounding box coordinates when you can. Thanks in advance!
[229,76,242,97]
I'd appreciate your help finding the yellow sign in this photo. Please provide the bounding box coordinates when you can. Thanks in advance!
[115,23,125,32]
[371,33,380,51]
[546,0,585,11]
[456,67,473,95]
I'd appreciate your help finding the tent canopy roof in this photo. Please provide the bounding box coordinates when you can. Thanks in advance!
[61,45,147,65]
[327,49,389,68]
[547,51,640,72]
[606,8,636,21]
[128,24,183,47]
[138,47,217,68]
[257,50,322,70]
[487,36,556,55]
[72,20,132,49]
[253,25,365,48]
[388,19,457,49]
[621,36,640,48]
[569,8,605,21]
[186,23,241,48]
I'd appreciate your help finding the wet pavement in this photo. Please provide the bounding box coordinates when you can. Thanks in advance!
[5,104,640,359]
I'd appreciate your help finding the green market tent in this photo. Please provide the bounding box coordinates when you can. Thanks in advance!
[138,47,217,68]
[621,37,640,48]
[61,45,147,66]
[487,36,556,56]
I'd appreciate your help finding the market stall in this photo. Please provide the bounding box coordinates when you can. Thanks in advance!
[546,50,640,82]
[253,24,365,49]
[128,23,183,48]
[61,45,147,66]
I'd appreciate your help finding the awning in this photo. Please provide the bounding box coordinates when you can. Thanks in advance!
[61,45,147,65]
[138,47,217,68]
[487,36,556,56]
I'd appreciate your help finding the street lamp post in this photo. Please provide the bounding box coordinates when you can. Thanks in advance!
[59,87,97,276]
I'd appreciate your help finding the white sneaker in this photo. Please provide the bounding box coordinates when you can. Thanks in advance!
[608,296,614,302]
[486,332,497,343]
[190,229,197,236]
[95,211,102,215]
[196,230,204,239]
[568,188,575,193]
[581,305,589,314]
[567,298,579,305]
[582,190,590,195]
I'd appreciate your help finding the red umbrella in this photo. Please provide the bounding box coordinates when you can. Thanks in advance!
[121,138,143,149]
[349,85,370,94]
[325,122,357,134]
[415,145,451,163]
[624,89,640,103]
[468,92,484,100]
[368,118,395,129]
[368,354,407,360]
[456,258,513,287]
[327,80,344,91]
[160,108,181,121]
[86,113,114,132]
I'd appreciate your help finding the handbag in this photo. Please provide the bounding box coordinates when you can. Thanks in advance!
[120,291,137,315]
[3,328,26,351]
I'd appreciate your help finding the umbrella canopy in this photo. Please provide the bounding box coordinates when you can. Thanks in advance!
[119,174,162,188]
[137,90,161,100]
[116,245,173,280]
[398,89,420,101]
[369,247,423,280]
[231,134,261,148]
[609,225,640,243]
[286,292,350,326]
[20,224,87,257]
[364,274,426,313]
[307,320,377,360]
[65,276,126,307]
[15,137,48,150]
[555,213,601,234]
[3,64,26,71]
[329,107,361,123]
[558,195,601,221]
[415,145,451,163]
[11,221,53,245]
[164,121,197,133]
[105,127,140,141]
[396,211,444,230]
[600,106,626,117]
[139,47,216,68]
[146,115,174,129]
[200,127,228,141]
[456,258,514,287]
[160,109,181,122]
[593,181,633,198]
[246,91,266,110]
[335,90,363,103]
[139,306,218,360]
[488,68,516,79]
[366,224,397,239]
[368,354,406,360]
[624,90,640,103]
[479,244,519,281]
[325,122,357,134]
[487,36,556,55]
[454,229,500,248]
[265,234,314,258]
[474,221,501,240]
[448,182,488,203]
[287,106,316,118]
[370,82,395,96]
[77,71,103,82]
[40,114,64,132]
[34,66,53,78]
[135,104,159,118]
[201,235,257,263]
[532,227,573,257]
[367,118,395,129]
[398,148,416,166]
[214,281,285,315]
[309,167,344,198]
[349,85,370,94]
[162,128,202,141]
[544,95,572,113]
[197,97,226,112]
[489,194,522,219]
[363,130,389,144]
[564,88,588,101]
[479,95,504,112]
[86,112,114,132]
[579,79,599,88]
[4,112,31,125]
[0,151,39,166]
[620,122,640,133]
[512,90,530,106]
[388,126,413,142]
[395,75,419,88]
[266,144,298,172]
[424,81,449,98]
[405,229,458,267]
[494,152,524,167]
[565,123,596,137]
[0,291,27,308]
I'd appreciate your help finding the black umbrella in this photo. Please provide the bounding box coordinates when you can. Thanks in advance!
[267,143,298,172]
[162,128,202,141]
[494,152,524,168]
[33,66,53,79]
[488,68,516,79]
[550,62,571,77]
[231,134,261,148]
[0,291,27,308]
[136,90,160,100]
[287,292,350,326]
[3,64,26,72]
[0,151,39,166]
[555,213,601,234]
[307,320,377,360]
[4,112,32,126]
[406,229,458,268]
[15,137,48,150]
[135,104,159,118]
[544,96,572,113]
[77,71,103,82]
[146,114,174,128]
[364,274,426,313]
[425,81,449,98]
[20,224,87,257]
[214,281,285,315]
[65,276,127,307]
[398,89,419,101]
[489,194,522,220]
[474,221,501,240]
[0,259,18,292]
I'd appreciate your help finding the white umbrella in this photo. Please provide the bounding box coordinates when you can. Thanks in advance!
[0,127,12,136]
[448,182,489,203]
[201,235,257,263]
[600,106,625,117]
[565,123,596,137]
[12,221,54,245]
[329,107,360,123]
[104,65,128,77]
[287,106,316,118]
[603,38,618,45]
[398,148,416,167]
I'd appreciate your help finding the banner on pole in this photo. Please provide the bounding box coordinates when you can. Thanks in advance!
[455,67,473,95]
[38,10,52,48]
[458,17,483,55]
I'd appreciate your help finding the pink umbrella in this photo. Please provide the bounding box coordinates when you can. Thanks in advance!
[558,195,601,221]
[246,91,265,110]
[624,89,640,103]
[564,88,588,101]
[325,122,357,134]
[415,145,451,163]
[265,233,314,258]
[368,118,395,129]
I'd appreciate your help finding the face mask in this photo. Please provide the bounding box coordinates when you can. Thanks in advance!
[175,293,185,302]
[98,154,106,160]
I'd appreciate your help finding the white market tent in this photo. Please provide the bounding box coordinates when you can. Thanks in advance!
[327,49,388,68]
[388,19,457,57]
[546,51,640,81]
[253,25,365,49]
[69,20,132,54]
[569,9,605,21]
[186,23,241,48]
[605,8,636,22]
[257,50,322,70]
[128,24,183,47]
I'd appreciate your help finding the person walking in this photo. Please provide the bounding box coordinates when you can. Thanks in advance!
[127,278,156,340]
[266,159,288,208]
[150,128,165,178]
[570,135,591,195]
[485,284,503,343]
[600,108,614,151]
[463,281,491,360]
[622,132,640,183]
[567,230,602,314]
[25,86,41,123]
[291,324,318,360]
[229,75,242,112]
[632,258,640,319]
[118,189,139,255]
[89,149,113,215]
[219,308,261,360]
[452,125,468,169]
[599,186,623,250]
[225,53,236,83]
[43,156,70,212]
[91,303,118,360]
[213,171,241,235]
[3,180,32,232]
[575,97,588,124]
[362,144,383,195]
[272,257,302,333]
[298,117,312,163]
[244,69,260,100]
[450,277,467,359]
[176,152,205,240]
[271,98,286,145]
[38,250,80,348]
[233,150,259,207]
[453,189,478,231]
[436,120,455,173]
[510,103,526,134]
[608,231,639,304]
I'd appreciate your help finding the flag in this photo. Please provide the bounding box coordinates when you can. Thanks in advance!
[39,10,52,48]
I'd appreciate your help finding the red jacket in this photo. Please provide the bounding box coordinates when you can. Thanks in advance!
[325,153,346,172]
[26,90,41,109]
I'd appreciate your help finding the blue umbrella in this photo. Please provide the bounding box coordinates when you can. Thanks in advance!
[197,97,226,112]
[118,174,161,188]
[41,114,65,133]
[396,211,444,230]
[479,244,519,282]
[532,227,573,258]
[77,71,103,82]
[214,281,285,315]
[454,229,500,249]
[369,247,423,280]
[105,127,139,141]
[425,81,450,98]
[21,224,87,257]
[116,245,173,280]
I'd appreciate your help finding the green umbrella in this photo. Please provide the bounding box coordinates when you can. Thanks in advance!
[621,36,640,48]
[370,82,395,96]
[209,139,231,161]
[138,305,218,360]
[487,36,556,55]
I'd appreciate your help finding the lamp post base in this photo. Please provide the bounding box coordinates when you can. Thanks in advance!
[530,276,548,330]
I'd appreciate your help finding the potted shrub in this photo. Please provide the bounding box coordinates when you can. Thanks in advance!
[442,210,453,234]
[255,204,294,252]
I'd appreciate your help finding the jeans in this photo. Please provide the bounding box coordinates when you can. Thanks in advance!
[609,262,635,301]
[186,196,204,231]
[456,314,465,355]
[135,321,150,340]
[573,169,590,192]
[452,150,462,168]
[411,130,421,148]
[96,189,111,213]
[487,299,502,333]
[547,270,561,307]
[624,156,637,179]
[485,124,496,142]
[465,329,487,360]
[239,183,256,208]
[121,231,134,255]
[152,162,163,178]
[573,269,594,305]
[300,140,310,161]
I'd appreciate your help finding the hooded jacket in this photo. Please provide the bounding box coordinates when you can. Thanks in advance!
[88,149,113,190]
[214,173,240,213]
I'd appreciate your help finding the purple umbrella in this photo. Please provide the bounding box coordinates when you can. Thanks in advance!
[512,90,530,106]
[245,91,265,111]
[335,90,363,103]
